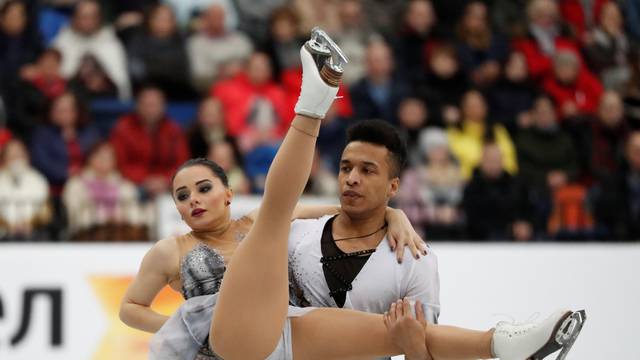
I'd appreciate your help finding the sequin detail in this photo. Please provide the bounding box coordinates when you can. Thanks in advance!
[181,244,226,300]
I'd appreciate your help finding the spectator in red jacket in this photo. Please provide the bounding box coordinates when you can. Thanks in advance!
[21,48,66,100]
[589,91,629,181]
[110,85,189,198]
[0,121,11,150]
[584,1,631,92]
[512,0,580,80]
[558,0,610,43]
[542,50,603,120]
[210,52,290,139]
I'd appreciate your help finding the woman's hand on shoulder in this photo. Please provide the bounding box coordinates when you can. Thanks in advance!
[385,208,429,263]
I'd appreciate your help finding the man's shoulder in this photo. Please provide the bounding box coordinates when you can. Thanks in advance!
[289,215,333,245]
[291,214,333,227]
[375,243,438,272]
[291,215,332,232]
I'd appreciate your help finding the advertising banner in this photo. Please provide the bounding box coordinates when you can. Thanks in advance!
[0,243,638,359]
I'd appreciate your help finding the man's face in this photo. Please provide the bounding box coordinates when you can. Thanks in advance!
[533,97,557,129]
[247,53,272,85]
[136,89,166,126]
[338,142,399,218]
[74,1,101,35]
[553,60,578,84]
[480,144,504,179]
[627,133,640,172]
[203,5,225,36]
[366,43,394,80]
[598,92,624,127]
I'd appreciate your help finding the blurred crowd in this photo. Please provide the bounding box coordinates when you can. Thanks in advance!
[1,0,640,242]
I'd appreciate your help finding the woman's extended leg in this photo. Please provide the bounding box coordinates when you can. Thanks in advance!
[290,308,493,360]
[289,302,585,360]
[211,115,320,359]
[210,45,339,358]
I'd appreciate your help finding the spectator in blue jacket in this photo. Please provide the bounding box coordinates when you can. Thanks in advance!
[30,92,100,193]
[350,40,411,124]
[455,1,510,88]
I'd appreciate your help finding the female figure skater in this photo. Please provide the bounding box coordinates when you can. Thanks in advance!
[142,42,585,360]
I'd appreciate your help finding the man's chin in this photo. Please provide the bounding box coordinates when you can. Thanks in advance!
[339,203,369,218]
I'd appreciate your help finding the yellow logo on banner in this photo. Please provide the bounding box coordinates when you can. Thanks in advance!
[89,276,183,360]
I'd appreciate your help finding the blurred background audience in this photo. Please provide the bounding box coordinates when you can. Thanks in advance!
[0,0,638,241]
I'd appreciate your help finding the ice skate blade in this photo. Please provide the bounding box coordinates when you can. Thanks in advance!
[529,310,586,360]
[553,310,586,360]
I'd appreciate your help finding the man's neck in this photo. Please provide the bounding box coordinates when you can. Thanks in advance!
[333,207,387,249]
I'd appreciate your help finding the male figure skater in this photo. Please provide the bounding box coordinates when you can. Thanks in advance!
[288,120,440,343]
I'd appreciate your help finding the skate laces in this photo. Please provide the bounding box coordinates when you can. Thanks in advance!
[493,312,541,327]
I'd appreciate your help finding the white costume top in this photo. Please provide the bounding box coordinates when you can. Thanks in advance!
[288,215,441,323]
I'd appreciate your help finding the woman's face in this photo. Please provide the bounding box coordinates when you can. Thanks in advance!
[198,99,223,128]
[398,99,427,129]
[462,91,487,122]
[2,140,28,166]
[208,143,235,171]
[51,94,78,128]
[271,16,296,42]
[600,3,622,34]
[172,165,232,231]
[1,2,26,35]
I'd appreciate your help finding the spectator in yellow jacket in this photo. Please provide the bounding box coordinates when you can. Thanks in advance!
[447,89,518,179]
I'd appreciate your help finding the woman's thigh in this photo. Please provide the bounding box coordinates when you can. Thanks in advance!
[290,308,402,360]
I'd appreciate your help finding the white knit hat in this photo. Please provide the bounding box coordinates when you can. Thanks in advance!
[419,127,449,155]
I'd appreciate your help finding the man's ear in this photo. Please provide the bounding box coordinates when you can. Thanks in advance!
[388,177,400,198]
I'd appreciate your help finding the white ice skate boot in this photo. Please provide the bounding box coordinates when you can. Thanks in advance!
[294,27,348,119]
[492,309,586,360]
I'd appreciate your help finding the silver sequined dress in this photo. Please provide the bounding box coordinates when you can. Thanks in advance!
[149,232,314,360]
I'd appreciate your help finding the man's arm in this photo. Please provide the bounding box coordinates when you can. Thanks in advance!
[402,250,441,324]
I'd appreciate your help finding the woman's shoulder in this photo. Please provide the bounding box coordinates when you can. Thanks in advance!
[154,236,181,254]
[233,216,254,235]
[148,236,182,273]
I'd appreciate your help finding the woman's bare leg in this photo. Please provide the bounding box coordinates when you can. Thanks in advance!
[291,308,494,360]
[210,115,321,359]
[424,325,494,360]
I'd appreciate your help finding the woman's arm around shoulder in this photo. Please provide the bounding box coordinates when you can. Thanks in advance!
[119,237,181,333]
